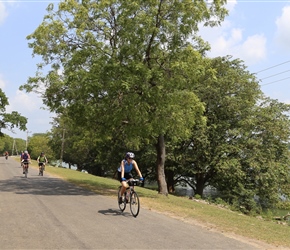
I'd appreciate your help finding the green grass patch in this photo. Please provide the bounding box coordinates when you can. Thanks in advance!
[21,159,290,248]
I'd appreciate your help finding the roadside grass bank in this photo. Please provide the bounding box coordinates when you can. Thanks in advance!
[24,160,290,248]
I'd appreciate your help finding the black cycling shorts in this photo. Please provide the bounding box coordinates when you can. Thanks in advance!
[118,171,133,182]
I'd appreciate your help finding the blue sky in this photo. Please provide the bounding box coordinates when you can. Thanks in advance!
[0,0,290,140]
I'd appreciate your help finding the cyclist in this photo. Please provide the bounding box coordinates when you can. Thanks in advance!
[37,152,48,175]
[117,152,143,204]
[21,150,31,174]
[4,151,9,159]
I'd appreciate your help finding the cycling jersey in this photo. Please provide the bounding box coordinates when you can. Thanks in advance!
[118,160,133,173]
[38,156,47,162]
[22,153,29,160]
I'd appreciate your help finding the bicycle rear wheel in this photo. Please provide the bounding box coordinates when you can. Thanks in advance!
[118,186,126,212]
[130,191,140,217]
[40,166,44,176]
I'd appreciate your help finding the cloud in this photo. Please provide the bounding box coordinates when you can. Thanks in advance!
[200,23,267,65]
[0,2,8,25]
[237,34,267,65]
[198,0,267,66]
[225,0,237,12]
[275,5,290,52]
[5,89,54,138]
[7,90,40,113]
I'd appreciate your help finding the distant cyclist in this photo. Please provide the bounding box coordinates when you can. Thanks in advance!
[21,150,31,174]
[4,151,9,159]
[37,152,48,175]
[117,152,143,204]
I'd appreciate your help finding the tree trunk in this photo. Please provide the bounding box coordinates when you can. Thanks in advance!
[195,173,205,197]
[156,135,168,195]
[166,169,175,193]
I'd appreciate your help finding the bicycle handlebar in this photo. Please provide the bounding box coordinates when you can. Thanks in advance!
[126,179,142,186]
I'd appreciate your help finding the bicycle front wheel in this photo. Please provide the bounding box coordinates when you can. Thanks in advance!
[130,191,140,217]
[118,186,126,212]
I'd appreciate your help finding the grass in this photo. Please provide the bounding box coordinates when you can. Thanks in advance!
[22,159,290,248]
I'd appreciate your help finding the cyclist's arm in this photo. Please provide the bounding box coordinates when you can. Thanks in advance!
[120,160,125,179]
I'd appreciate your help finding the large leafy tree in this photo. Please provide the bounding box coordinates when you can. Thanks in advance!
[49,115,104,172]
[169,56,290,212]
[0,134,13,155]
[27,133,55,160]
[180,56,262,196]
[0,88,27,137]
[21,0,228,194]
[213,97,290,212]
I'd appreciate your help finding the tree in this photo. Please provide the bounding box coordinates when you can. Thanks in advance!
[27,133,55,161]
[21,0,228,195]
[179,56,263,197]
[0,88,27,136]
[14,138,26,155]
[169,56,290,212]
[0,134,13,155]
[213,97,290,212]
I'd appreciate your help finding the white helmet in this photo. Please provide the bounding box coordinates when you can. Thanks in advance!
[125,152,135,159]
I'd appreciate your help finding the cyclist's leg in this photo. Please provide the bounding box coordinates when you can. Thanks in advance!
[118,172,128,195]
[117,172,125,203]
[125,173,134,202]
[38,163,41,175]
[22,161,25,173]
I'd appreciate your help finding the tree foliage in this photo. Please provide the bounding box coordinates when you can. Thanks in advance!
[19,1,290,213]
[27,133,56,161]
[21,0,228,195]
[0,88,27,136]
[170,56,290,212]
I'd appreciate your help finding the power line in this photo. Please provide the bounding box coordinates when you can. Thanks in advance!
[255,60,290,74]
[261,76,290,86]
[260,69,290,80]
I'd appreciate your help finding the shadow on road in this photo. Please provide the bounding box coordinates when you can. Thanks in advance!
[0,175,98,196]
[98,208,133,217]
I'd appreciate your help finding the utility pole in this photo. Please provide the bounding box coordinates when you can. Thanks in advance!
[12,139,18,156]
[12,139,15,156]
[15,140,18,155]
[26,130,31,151]
[60,129,66,167]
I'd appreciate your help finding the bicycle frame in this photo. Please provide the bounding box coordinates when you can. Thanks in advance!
[118,179,141,217]
[39,163,45,176]
[23,162,29,178]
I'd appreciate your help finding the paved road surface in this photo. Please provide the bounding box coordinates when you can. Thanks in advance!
[0,156,273,249]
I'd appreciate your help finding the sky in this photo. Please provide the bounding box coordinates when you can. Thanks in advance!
[0,0,290,141]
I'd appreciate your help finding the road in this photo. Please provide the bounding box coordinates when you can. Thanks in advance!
[0,156,274,249]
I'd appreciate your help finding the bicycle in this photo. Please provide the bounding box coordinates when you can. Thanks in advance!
[38,163,45,176]
[22,160,29,178]
[118,179,141,217]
